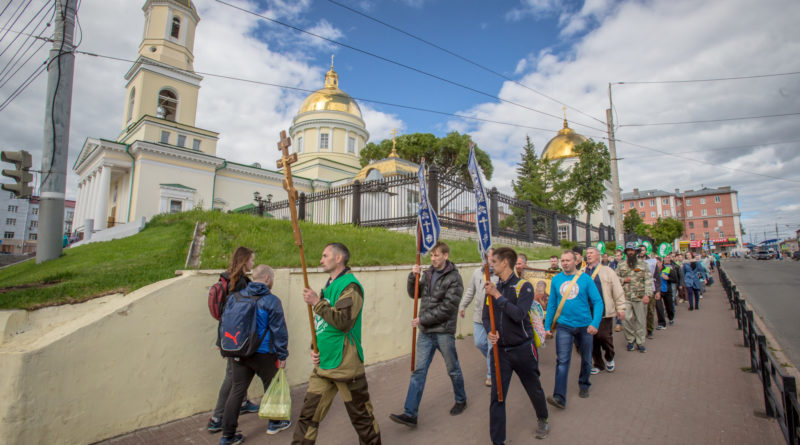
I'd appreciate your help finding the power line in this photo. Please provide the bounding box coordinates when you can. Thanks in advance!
[0,60,46,112]
[0,0,33,47]
[326,0,607,127]
[613,70,800,85]
[214,0,609,135]
[615,138,800,184]
[619,111,800,128]
[0,3,54,86]
[75,49,585,135]
[620,139,800,160]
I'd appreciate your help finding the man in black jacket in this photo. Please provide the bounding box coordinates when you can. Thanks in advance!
[390,241,466,428]
[485,247,550,443]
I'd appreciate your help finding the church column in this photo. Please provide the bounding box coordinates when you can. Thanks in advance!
[94,165,112,230]
[77,180,88,228]
[71,181,84,233]
[84,171,97,230]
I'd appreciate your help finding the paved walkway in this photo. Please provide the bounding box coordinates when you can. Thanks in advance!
[99,278,784,445]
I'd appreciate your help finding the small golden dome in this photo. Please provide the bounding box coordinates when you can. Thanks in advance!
[352,147,419,183]
[542,117,587,160]
[297,64,362,118]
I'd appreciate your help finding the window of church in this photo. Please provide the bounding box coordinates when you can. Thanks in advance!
[177,134,186,147]
[320,132,329,149]
[297,136,303,153]
[169,200,182,213]
[192,139,201,150]
[348,136,355,153]
[171,17,181,39]
[127,88,135,123]
[157,89,178,121]
[160,131,170,144]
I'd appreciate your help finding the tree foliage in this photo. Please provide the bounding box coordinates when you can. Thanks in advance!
[359,131,493,182]
[643,217,685,246]
[567,140,611,230]
[623,208,644,234]
[511,136,575,216]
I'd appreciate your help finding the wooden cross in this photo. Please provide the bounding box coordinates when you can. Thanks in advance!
[276,130,318,352]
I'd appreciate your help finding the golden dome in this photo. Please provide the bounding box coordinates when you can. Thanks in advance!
[542,117,587,160]
[352,142,419,183]
[297,64,362,119]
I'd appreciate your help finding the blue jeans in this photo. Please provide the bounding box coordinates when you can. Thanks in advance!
[473,322,492,379]
[553,324,593,405]
[403,331,466,417]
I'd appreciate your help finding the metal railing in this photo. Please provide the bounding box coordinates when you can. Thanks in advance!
[719,265,799,445]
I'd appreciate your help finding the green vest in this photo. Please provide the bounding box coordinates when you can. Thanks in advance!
[316,273,364,370]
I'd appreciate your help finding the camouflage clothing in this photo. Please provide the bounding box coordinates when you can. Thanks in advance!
[616,260,653,302]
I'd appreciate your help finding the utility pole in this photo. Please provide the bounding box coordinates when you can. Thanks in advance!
[606,84,624,242]
[37,0,77,264]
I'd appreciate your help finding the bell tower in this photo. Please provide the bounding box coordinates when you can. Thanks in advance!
[119,0,204,141]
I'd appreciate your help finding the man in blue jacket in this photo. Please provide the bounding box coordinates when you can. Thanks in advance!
[220,264,290,445]
[543,251,603,409]
[484,247,550,443]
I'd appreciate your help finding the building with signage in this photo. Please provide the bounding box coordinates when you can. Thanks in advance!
[0,192,75,254]
[621,186,743,253]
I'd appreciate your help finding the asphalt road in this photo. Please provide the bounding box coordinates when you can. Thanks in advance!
[721,258,800,369]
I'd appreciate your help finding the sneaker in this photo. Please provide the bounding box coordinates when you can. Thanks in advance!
[240,400,259,414]
[579,387,590,398]
[450,401,467,416]
[699,295,703,299]
[615,324,622,332]
[535,418,550,439]
[389,413,417,428]
[266,420,291,435]
[219,433,244,445]
[669,320,675,326]
[207,417,222,433]
[590,367,601,375]
[485,378,492,387]
[656,325,666,331]
[638,345,647,353]
[626,342,635,351]
[605,360,615,372]
[546,395,565,409]
[646,332,654,339]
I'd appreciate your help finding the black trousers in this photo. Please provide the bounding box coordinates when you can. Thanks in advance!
[592,317,615,369]
[656,291,675,326]
[490,341,548,445]
[222,353,278,438]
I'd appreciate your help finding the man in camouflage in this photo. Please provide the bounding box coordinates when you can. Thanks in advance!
[616,245,653,353]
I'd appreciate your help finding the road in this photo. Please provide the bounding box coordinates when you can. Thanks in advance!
[721,257,800,369]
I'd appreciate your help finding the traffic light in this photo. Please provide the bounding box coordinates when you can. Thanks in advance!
[1,150,33,199]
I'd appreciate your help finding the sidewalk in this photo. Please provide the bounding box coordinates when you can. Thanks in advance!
[99,280,784,445]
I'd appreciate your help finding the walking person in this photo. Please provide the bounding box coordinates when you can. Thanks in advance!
[208,246,266,433]
[293,243,382,445]
[682,252,707,311]
[543,250,603,409]
[640,247,658,339]
[459,248,496,387]
[617,246,653,352]
[484,247,550,443]
[656,255,679,327]
[219,265,290,445]
[583,247,626,375]
[391,241,466,427]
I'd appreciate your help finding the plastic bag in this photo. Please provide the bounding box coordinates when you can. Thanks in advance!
[259,368,291,420]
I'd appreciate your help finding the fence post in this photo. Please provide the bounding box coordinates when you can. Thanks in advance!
[571,217,577,242]
[599,223,605,243]
[757,335,775,417]
[428,165,439,214]
[551,212,559,246]
[489,187,499,237]
[743,309,751,347]
[298,192,306,221]
[352,180,361,226]
[780,374,797,444]
[525,202,534,243]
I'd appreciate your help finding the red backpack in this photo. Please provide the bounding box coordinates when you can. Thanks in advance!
[208,275,230,321]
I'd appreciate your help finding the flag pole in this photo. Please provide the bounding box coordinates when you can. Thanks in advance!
[276,130,317,353]
[484,261,503,402]
[411,219,421,371]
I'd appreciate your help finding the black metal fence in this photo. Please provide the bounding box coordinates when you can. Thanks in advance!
[719,265,799,445]
[238,166,615,247]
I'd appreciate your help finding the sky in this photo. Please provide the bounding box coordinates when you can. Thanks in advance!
[0,0,798,243]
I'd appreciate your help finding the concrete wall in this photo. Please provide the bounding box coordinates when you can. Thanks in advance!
[0,260,547,444]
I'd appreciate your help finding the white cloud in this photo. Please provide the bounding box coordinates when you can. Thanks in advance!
[506,0,562,21]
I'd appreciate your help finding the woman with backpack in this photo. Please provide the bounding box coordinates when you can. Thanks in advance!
[208,247,272,433]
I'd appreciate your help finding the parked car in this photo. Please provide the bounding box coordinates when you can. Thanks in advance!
[792,251,800,261]
[755,250,773,260]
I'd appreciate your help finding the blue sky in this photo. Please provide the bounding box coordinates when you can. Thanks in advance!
[0,0,799,240]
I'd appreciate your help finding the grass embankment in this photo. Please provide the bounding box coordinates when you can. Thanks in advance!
[0,210,561,310]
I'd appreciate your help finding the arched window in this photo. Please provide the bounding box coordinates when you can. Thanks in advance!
[171,17,181,39]
[126,88,135,123]
[157,89,178,121]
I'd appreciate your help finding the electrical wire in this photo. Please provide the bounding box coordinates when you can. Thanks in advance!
[619,111,800,128]
[0,3,54,86]
[214,0,609,135]
[326,0,607,127]
[0,60,46,112]
[0,0,50,61]
[613,71,800,85]
[620,139,800,160]
[0,0,32,47]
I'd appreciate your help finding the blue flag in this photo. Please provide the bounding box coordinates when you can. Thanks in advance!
[417,159,440,255]
[468,144,491,261]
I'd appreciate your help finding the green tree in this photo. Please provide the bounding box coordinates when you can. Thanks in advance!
[567,140,612,242]
[623,208,644,234]
[511,136,575,215]
[644,217,685,245]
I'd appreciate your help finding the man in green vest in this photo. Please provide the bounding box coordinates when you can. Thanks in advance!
[292,243,381,445]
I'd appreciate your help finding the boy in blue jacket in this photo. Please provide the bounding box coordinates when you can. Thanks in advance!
[220,265,290,445]
[543,251,603,409]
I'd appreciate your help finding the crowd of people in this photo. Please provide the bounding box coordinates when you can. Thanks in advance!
[205,240,716,445]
